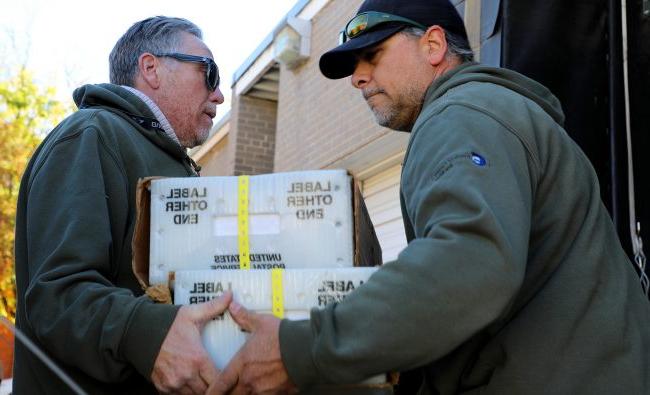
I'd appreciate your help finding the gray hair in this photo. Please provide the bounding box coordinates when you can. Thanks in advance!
[401,27,475,63]
[109,16,203,86]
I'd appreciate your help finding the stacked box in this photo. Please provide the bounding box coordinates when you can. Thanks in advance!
[148,170,356,285]
[174,268,386,385]
[131,170,389,392]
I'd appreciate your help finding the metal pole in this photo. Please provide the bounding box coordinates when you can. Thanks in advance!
[608,0,625,237]
[0,316,88,395]
[620,0,649,294]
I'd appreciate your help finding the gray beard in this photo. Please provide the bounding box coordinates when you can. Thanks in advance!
[180,127,210,149]
[366,84,426,132]
[371,97,424,132]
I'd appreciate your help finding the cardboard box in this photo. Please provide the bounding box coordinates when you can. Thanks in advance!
[174,268,391,389]
[131,170,382,295]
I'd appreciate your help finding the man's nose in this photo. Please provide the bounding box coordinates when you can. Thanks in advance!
[210,86,225,104]
[351,61,371,89]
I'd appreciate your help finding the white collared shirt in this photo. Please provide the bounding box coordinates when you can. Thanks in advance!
[122,86,182,147]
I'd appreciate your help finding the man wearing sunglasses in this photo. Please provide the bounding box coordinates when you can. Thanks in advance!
[210,0,650,394]
[14,16,228,394]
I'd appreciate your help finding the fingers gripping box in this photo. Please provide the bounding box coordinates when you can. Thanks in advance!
[174,268,392,390]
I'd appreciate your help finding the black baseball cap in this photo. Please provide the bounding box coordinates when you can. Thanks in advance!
[319,0,468,79]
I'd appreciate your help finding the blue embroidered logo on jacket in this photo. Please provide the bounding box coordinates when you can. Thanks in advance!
[471,153,487,166]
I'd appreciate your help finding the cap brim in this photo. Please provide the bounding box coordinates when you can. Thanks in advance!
[319,26,402,79]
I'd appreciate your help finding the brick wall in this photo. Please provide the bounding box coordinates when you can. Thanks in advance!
[274,0,391,172]
[231,95,278,175]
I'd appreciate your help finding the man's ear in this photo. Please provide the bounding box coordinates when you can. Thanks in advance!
[422,25,448,67]
[138,53,161,89]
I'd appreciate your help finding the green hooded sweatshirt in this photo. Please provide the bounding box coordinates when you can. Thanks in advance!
[280,63,650,394]
[13,84,198,394]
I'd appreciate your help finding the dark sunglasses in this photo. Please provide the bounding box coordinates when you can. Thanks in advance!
[154,52,220,91]
[338,11,427,45]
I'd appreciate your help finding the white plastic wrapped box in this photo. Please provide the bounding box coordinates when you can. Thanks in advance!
[143,170,382,286]
[174,267,385,386]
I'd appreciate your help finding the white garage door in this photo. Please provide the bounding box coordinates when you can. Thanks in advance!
[362,164,408,262]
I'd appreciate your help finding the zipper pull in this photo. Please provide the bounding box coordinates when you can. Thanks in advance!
[187,156,202,176]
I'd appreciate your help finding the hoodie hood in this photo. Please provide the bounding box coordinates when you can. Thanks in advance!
[425,63,566,127]
[72,83,189,161]
[73,83,154,119]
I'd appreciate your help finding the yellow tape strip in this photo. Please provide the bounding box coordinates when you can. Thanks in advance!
[238,176,250,270]
[271,269,284,318]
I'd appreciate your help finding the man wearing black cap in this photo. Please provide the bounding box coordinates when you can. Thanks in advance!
[210,0,650,394]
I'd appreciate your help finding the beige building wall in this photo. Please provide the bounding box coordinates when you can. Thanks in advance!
[197,136,230,176]
[274,0,393,172]
[193,114,234,176]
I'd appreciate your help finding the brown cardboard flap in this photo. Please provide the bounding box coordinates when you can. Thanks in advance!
[352,177,383,267]
[145,284,172,304]
[132,177,160,292]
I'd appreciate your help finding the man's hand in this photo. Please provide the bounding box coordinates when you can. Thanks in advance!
[207,301,297,395]
[151,291,232,394]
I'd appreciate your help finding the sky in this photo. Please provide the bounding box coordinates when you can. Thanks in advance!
[0,0,300,121]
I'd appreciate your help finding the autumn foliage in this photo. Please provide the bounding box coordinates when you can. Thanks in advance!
[0,68,70,324]
[0,322,13,378]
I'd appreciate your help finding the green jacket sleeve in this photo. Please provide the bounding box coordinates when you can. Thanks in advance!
[280,104,535,387]
[22,126,179,382]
